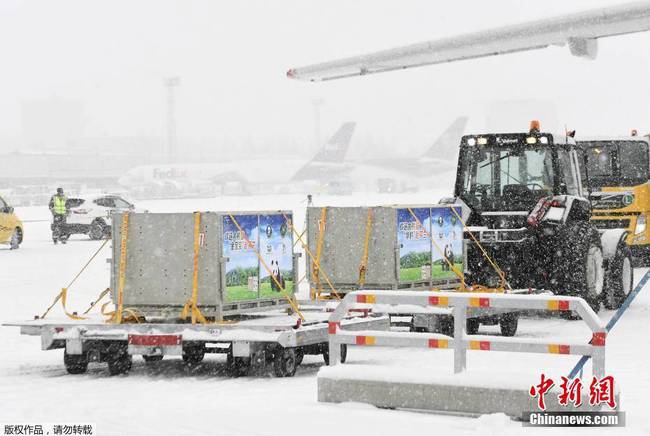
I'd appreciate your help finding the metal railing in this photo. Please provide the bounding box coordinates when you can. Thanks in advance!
[328,290,607,377]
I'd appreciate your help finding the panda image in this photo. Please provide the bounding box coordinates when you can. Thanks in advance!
[270,259,285,292]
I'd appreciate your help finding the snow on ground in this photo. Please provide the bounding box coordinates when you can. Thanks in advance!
[1,192,649,435]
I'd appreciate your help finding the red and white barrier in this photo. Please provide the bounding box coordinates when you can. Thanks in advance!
[327,290,607,377]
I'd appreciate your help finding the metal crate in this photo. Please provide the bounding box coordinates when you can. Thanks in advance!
[111,211,298,319]
[305,205,465,294]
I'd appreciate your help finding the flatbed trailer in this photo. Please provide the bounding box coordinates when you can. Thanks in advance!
[4,308,389,377]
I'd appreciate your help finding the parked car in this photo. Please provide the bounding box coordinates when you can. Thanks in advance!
[0,195,23,249]
[65,194,145,240]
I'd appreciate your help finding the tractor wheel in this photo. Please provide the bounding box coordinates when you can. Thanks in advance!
[553,222,604,314]
[64,351,88,374]
[604,242,633,310]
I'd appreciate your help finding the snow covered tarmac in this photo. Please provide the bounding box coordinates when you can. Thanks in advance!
[1,193,649,435]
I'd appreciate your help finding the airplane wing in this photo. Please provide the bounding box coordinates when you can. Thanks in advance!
[287,1,650,82]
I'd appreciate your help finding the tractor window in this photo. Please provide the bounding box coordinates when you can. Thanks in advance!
[581,141,649,187]
[475,152,492,186]
[585,147,614,177]
[620,142,649,182]
[558,150,580,196]
[497,149,553,193]
[499,150,520,189]
[457,145,556,211]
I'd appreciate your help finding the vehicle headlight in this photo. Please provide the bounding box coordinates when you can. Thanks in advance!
[622,193,634,206]
[635,215,646,235]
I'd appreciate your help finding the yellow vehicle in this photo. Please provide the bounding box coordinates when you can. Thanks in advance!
[579,135,650,261]
[0,195,23,250]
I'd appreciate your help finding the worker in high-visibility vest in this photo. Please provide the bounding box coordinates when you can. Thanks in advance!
[48,187,68,244]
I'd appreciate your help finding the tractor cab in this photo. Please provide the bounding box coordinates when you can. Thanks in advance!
[454,121,584,228]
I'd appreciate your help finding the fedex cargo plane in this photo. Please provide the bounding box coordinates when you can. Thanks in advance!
[281,116,468,194]
[118,122,356,197]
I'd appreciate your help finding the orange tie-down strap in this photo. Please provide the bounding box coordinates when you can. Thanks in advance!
[181,212,208,324]
[358,208,374,286]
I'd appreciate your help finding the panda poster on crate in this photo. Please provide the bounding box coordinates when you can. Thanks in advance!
[223,214,260,302]
[430,205,464,280]
[259,214,294,298]
[397,207,432,282]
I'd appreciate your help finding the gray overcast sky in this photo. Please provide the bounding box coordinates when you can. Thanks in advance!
[0,0,648,155]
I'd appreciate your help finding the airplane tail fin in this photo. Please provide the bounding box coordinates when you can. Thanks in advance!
[312,122,356,163]
[291,122,356,181]
[421,116,468,159]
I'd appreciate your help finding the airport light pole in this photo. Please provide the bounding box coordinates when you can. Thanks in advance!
[164,77,181,164]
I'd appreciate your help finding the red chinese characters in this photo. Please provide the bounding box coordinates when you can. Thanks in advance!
[589,375,616,409]
[558,376,583,407]
[529,373,555,410]
[530,374,617,410]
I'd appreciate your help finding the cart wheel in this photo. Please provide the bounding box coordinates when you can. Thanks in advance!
[295,348,304,366]
[466,318,480,335]
[273,348,297,377]
[440,317,454,337]
[107,353,132,376]
[64,351,88,375]
[226,353,250,377]
[499,313,519,337]
[182,346,205,365]
[142,355,164,363]
[322,344,347,365]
